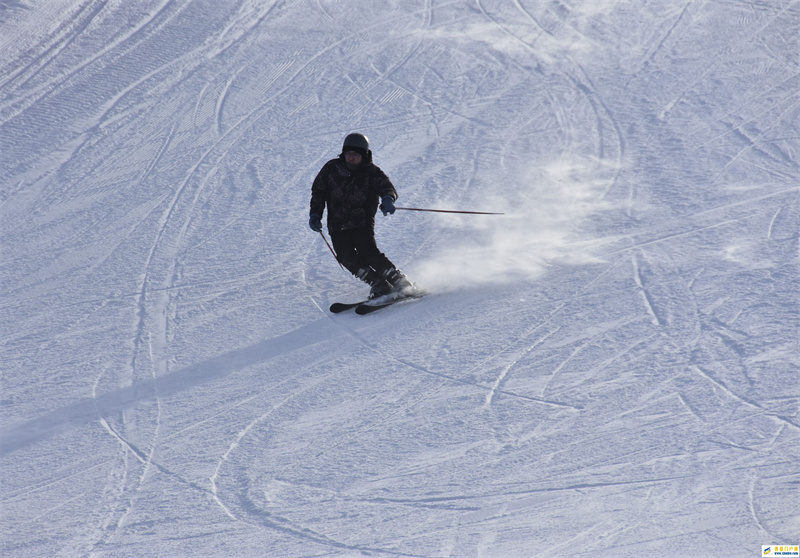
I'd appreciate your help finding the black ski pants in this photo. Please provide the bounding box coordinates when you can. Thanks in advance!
[330,226,394,278]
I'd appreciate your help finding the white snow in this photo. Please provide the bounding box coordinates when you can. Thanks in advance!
[1,1,799,557]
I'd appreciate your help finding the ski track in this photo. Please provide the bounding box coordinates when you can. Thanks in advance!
[333,310,582,412]
[0,0,178,122]
[2,1,799,556]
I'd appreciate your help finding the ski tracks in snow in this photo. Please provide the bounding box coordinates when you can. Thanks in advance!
[4,1,799,555]
[327,300,581,413]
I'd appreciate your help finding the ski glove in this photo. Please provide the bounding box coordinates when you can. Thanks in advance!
[380,196,396,216]
[309,214,323,232]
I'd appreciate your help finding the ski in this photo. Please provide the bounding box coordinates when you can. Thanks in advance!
[355,291,425,315]
[331,287,426,315]
[329,300,369,313]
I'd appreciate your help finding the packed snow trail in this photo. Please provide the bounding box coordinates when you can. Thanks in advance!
[2,1,799,557]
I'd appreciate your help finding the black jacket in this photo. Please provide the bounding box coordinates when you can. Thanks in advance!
[310,156,398,232]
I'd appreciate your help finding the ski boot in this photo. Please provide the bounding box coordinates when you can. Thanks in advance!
[356,267,393,300]
[381,267,414,295]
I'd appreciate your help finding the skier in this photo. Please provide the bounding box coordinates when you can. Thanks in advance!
[309,132,413,299]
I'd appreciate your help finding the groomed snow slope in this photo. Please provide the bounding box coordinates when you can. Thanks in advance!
[1,1,799,556]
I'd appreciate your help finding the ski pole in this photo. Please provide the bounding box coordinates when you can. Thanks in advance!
[395,207,505,215]
[319,231,344,271]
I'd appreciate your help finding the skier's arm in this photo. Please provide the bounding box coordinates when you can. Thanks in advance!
[371,166,398,202]
[310,163,329,218]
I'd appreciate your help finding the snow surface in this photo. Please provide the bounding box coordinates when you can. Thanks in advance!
[1,1,799,556]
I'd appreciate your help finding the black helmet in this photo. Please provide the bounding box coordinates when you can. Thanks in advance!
[342,133,369,153]
[341,132,372,165]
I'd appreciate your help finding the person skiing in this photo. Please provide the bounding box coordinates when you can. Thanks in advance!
[309,132,413,299]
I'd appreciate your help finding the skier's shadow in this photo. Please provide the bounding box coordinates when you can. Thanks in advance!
[1,319,342,456]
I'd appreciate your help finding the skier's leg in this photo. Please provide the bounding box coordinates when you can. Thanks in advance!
[330,229,392,298]
[351,227,413,292]
[349,227,394,274]
[330,229,365,275]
